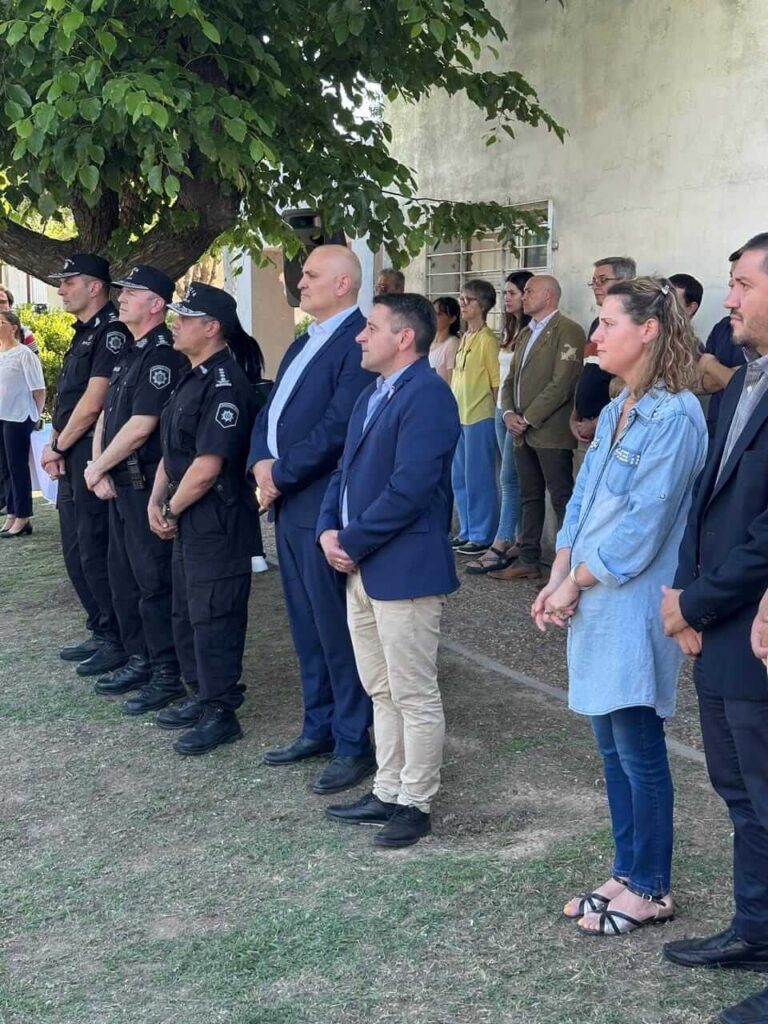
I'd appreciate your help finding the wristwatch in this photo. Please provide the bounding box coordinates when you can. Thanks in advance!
[51,437,68,456]
[161,499,178,521]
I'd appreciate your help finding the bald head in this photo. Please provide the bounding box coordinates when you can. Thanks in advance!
[522,274,561,320]
[298,244,361,321]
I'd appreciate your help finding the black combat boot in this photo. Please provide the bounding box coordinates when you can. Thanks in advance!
[173,704,242,755]
[121,666,186,716]
[94,655,152,695]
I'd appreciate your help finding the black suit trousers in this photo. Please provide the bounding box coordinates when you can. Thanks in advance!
[695,659,768,944]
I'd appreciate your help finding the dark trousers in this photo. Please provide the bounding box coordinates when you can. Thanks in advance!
[591,707,674,897]
[57,434,121,643]
[1,418,35,518]
[695,661,768,944]
[171,541,249,710]
[108,482,178,670]
[514,439,574,565]
[0,421,9,509]
[276,521,372,756]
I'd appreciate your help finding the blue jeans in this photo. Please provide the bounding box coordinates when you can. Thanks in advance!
[590,706,674,897]
[451,418,499,545]
[494,409,520,543]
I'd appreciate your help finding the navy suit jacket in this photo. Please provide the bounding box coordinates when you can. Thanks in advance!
[248,309,374,529]
[316,356,461,601]
[675,363,768,699]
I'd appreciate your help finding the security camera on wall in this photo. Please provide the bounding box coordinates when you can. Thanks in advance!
[281,208,346,307]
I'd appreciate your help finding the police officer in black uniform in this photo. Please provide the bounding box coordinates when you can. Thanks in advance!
[84,265,188,712]
[42,254,130,675]
[147,283,261,755]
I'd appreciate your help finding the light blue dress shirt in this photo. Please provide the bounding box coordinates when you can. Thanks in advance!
[267,305,358,458]
[515,309,557,407]
[341,365,409,527]
[556,386,707,718]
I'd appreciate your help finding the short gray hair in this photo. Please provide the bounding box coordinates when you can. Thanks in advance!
[594,256,636,280]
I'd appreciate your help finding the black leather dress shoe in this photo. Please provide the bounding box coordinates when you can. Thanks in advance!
[374,805,431,848]
[663,927,768,972]
[326,791,397,825]
[60,636,104,662]
[156,697,203,731]
[312,753,376,795]
[263,736,334,765]
[94,655,152,695]
[720,986,768,1024]
[122,671,186,716]
[75,643,128,677]
[173,706,242,755]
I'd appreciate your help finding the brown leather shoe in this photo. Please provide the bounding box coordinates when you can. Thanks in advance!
[488,561,542,580]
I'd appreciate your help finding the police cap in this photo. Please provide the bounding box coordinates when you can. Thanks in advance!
[50,253,111,283]
[112,264,175,303]
[169,283,237,327]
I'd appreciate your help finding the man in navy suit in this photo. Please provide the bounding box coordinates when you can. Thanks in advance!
[661,234,768,1024]
[249,245,376,794]
[317,293,461,848]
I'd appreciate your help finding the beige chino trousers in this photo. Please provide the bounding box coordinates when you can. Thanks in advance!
[345,571,446,813]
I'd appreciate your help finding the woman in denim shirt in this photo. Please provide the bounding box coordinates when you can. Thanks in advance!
[532,278,707,936]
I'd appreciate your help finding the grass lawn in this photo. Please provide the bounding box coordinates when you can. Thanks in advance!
[0,502,758,1024]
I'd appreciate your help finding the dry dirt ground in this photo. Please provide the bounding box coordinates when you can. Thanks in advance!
[0,502,758,1024]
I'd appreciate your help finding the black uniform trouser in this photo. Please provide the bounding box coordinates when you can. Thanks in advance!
[695,661,768,945]
[108,480,179,670]
[171,540,250,711]
[514,439,574,566]
[57,434,121,644]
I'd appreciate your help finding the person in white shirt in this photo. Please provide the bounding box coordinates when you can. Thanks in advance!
[0,311,45,537]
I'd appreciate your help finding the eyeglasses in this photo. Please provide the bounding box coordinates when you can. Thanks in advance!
[458,295,478,305]
[588,276,617,288]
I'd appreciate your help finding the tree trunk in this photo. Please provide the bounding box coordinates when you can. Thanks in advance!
[0,177,242,284]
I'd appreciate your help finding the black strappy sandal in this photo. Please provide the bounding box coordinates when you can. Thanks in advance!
[465,545,515,575]
[576,894,675,936]
[562,875,627,920]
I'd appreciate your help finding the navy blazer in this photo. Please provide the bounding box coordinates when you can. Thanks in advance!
[675,363,768,699]
[248,309,374,529]
[316,356,461,601]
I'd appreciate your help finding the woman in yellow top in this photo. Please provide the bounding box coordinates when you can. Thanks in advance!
[450,279,500,554]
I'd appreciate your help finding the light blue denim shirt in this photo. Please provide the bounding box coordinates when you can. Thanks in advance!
[556,386,707,717]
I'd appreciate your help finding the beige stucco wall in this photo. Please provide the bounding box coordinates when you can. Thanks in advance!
[389,0,768,337]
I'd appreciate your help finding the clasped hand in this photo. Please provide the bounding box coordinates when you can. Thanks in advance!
[252,459,281,510]
[503,412,528,438]
[531,572,580,632]
[319,530,356,575]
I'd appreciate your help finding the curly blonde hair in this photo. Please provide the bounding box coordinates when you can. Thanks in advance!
[605,276,699,396]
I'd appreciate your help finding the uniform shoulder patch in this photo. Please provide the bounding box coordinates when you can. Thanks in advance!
[149,365,171,390]
[215,401,239,428]
[155,333,171,347]
[106,331,124,354]
[560,343,579,362]
[214,366,232,388]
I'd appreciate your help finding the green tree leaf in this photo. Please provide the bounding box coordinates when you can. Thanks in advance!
[61,9,85,36]
[77,164,99,191]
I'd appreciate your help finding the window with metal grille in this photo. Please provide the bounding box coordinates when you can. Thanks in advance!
[425,200,553,333]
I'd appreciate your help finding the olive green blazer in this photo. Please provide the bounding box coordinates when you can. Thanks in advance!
[501,312,586,450]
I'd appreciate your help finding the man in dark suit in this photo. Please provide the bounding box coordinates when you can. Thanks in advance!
[316,293,460,847]
[661,234,768,1024]
[249,245,375,794]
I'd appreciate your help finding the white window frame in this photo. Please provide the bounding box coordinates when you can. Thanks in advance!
[425,199,553,332]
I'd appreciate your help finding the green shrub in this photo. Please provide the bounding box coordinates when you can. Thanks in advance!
[17,303,74,414]
[294,314,314,338]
